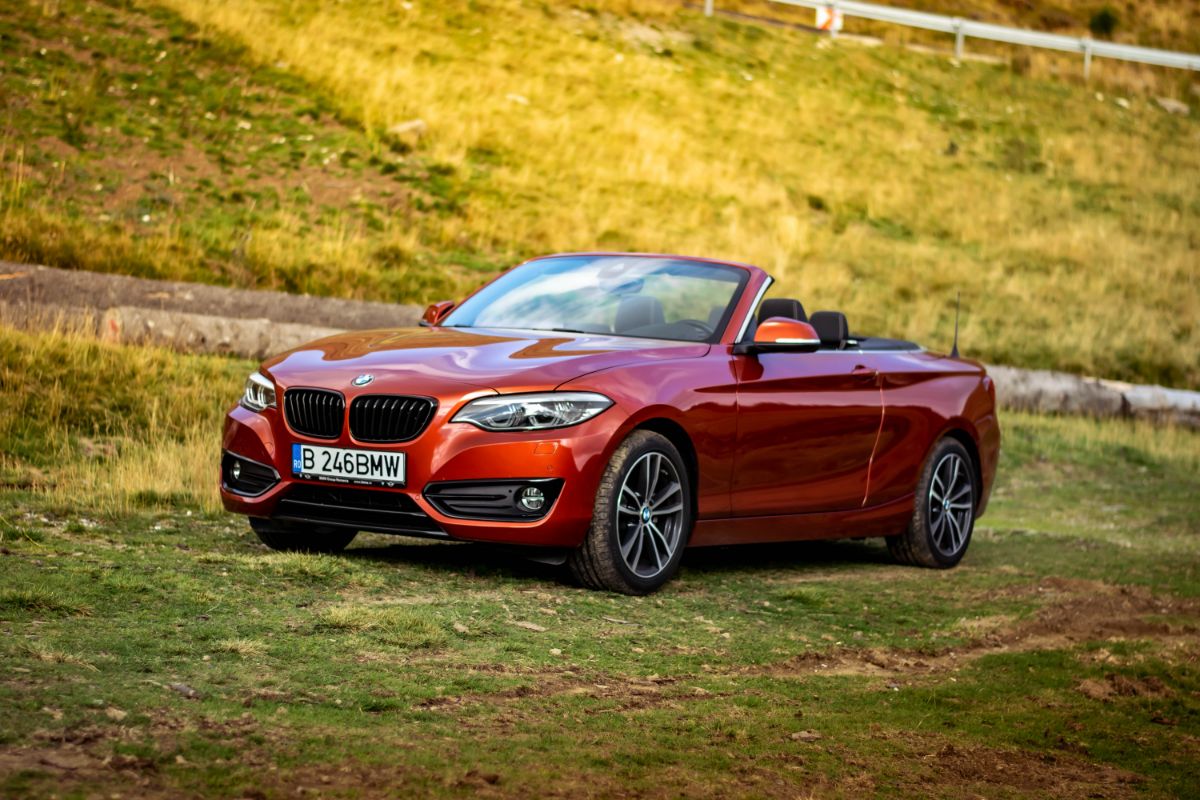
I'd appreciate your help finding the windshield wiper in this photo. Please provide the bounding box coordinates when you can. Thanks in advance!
[546,328,592,334]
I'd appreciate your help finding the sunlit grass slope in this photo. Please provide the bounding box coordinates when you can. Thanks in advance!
[0,324,247,514]
[2,0,1197,385]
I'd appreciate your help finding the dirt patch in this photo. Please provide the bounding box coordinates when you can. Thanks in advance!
[755,577,1200,681]
[0,743,176,799]
[900,738,1145,799]
[1076,673,1175,702]
[413,665,698,716]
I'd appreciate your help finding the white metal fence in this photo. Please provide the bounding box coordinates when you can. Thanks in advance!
[702,0,1200,78]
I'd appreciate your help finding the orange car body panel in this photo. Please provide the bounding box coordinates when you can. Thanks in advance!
[221,254,1000,550]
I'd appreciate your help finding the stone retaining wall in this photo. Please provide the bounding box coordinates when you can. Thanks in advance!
[2,263,1197,426]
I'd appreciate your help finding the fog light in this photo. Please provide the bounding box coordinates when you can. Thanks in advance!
[231,460,242,482]
[518,486,545,512]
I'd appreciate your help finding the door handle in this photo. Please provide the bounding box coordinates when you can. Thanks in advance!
[851,365,880,383]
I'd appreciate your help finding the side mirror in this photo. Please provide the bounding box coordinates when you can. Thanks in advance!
[739,317,821,354]
[420,300,456,327]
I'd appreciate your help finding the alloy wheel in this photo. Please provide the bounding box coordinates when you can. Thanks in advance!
[616,452,685,579]
[927,452,974,558]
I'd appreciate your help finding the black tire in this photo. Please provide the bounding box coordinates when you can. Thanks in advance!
[887,437,977,568]
[250,518,357,554]
[568,431,693,595]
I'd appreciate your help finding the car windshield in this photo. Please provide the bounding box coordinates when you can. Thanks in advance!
[442,255,748,343]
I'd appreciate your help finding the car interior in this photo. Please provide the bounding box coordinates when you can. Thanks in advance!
[566,292,922,352]
[599,295,721,342]
[749,296,920,352]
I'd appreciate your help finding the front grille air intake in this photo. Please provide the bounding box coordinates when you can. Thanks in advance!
[349,395,437,443]
[284,388,345,439]
[275,485,445,537]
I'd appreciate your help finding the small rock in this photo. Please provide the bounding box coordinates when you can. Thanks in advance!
[1115,97,1130,109]
[549,648,563,656]
[512,621,546,632]
[505,93,530,106]
[104,707,127,721]
[167,682,201,700]
[452,622,469,634]
[1154,97,1189,115]
[790,730,822,742]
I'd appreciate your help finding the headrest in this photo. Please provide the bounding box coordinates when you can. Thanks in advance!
[809,311,849,349]
[614,295,665,333]
[759,298,807,324]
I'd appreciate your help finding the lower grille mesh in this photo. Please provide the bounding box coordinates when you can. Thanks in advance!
[275,484,444,536]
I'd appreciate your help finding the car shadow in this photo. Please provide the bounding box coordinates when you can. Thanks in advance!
[344,537,565,583]
[342,534,896,587]
[679,538,895,580]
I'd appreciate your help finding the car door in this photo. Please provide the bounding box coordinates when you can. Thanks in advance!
[732,351,883,515]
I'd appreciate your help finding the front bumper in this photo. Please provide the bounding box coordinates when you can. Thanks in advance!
[220,403,616,548]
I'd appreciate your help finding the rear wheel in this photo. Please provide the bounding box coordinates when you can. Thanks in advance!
[887,438,976,568]
[569,431,692,595]
[250,518,357,553]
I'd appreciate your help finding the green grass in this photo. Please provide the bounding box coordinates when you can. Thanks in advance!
[0,324,1198,796]
[2,0,1198,387]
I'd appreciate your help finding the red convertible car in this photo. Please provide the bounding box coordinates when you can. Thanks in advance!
[221,253,999,594]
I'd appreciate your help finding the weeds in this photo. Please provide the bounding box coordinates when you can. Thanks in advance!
[316,604,447,648]
[0,586,91,617]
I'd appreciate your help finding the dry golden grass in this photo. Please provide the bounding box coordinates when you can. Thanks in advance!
[214,637,268,657]
[0,323,246,515]
[149,0,1198,385]
[316,603,447,647]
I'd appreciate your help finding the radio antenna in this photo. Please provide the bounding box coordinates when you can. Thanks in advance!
[950,291,961,359]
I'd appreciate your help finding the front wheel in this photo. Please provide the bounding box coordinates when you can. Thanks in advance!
[887,438,976,568]
[250,518,357,554]
[568,431,693,595]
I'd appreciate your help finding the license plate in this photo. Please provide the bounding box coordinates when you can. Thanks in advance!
[292,444,405,487]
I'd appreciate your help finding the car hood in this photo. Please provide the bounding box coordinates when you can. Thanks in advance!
[261,326,709,394]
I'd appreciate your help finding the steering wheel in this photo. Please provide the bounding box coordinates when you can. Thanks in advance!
[677,319,714,337]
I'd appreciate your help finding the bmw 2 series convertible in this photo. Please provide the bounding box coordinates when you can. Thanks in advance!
[221,253,1000,594]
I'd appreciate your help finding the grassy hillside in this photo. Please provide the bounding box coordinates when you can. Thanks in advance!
[1,324,1199,798]
[1,0,1198,386]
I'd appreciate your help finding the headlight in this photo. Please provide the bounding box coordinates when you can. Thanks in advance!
[240,371,277,412]
[451,392,613,431]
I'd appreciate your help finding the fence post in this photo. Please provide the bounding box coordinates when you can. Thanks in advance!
[704,0,713,16]
[830,1,840,40]
[953,18,964,59]
[1082,37,1093,80]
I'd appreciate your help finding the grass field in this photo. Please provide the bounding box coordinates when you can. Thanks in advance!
[2,0,1198,387]
[1,325,1198,797]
